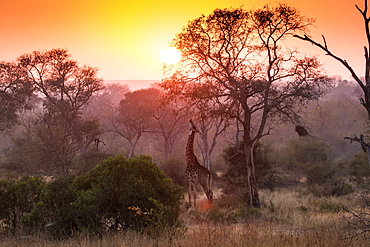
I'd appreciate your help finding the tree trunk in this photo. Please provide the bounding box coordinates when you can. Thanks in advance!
[366,146,370,167]
[200,129,211,170]
[243,138,260,208]
[128,133,141,159]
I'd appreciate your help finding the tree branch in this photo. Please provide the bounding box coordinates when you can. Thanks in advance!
[294,34,365,90]
[344,134,369,152]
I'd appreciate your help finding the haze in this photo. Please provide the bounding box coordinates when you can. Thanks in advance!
[0,0,365,88]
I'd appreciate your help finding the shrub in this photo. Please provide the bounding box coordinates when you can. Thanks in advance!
[23,155,184,238]
[0,175,45,235]
[221,141,277,198]
[279,138,330,169]
[348,151,370,181]
[206,205,261,224]
[278,138,353,196]
[74,155,184,232]
[320,203,342,213]
[302,161,335,185]
[74,150,112,172]
[22,176,85,238]
[158,157,186,187]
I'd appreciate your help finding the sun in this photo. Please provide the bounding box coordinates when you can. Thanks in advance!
[161,47,181,64]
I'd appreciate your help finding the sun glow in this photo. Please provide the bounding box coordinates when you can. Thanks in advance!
[161,47,181,64]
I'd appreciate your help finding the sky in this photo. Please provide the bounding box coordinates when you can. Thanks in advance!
[0,0,366,89]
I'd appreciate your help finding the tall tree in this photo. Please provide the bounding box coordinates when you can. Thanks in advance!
[109,88,160,158]
[152,98,188,159]
[191,100,230,171]
[9,49,104,175]
[162,6,328,207]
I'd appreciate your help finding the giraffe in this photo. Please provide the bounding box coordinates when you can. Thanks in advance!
[185,119,213,209]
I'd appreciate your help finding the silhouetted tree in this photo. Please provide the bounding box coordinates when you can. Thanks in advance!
[0,61,33,130]
[4,49,103,175]
[295,0,370,166]
[162,5,329,207]
[295,0,370,120]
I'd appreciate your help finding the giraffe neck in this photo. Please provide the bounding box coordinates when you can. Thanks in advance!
[186,130,197,165]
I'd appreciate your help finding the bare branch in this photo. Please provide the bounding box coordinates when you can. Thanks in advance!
[344,134,369,152]
[343,206,370,240]
[294,34,365,90]
[322,35,328,50]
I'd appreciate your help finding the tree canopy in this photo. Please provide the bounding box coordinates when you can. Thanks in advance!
[0,61,33,130]
[2,49,104,175]
[162,5,330,207]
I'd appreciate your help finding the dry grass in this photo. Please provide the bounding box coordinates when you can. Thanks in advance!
[1,189,369,247]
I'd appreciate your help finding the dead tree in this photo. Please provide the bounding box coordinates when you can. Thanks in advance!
[345,135,370,166]
[295,0,370,118]
[295,0,370,163]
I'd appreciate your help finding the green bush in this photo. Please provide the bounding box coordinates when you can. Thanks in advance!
[278,138,354,196]
[22,176,86,237]
[0,175,45,235]
[280,138,330,167]
[302,161,335,185]
[221,141,277,199]
[206,206,236,224]
[74,155,183,231]
[329,179,354,196]
[158,157,186,187]
[74,150,112,172]
[21,155,184,238]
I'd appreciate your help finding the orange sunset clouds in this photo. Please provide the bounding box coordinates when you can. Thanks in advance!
[0,0,365,85]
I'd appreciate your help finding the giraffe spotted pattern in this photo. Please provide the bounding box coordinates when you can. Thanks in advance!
[185,119,213,210]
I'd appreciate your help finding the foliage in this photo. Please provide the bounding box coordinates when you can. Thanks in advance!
[2,133,46,173]
[279,138,330,168]
[76,155,183,231]
[74,150,112,172]
[2,118,103,175]
[221,142,277,200]
[109,88,161,158]
[158,157,186,187]
[22,176,84,237]
[19,156,184,238]
[348,151,370,180]
[278,137,354,196]
[0,175,45,235]
[162,5,329,207]
[206,205,261,224]
[2,49,103,175]
[0,61,34,130]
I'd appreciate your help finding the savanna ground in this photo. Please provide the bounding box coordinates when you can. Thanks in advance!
[1,188,369,247]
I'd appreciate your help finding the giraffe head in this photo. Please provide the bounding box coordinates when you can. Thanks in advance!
[189,119,199,135]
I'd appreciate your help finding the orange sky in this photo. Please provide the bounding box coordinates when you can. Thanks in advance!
[0,0,365,88]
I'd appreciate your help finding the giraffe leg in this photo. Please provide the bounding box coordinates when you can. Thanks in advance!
[191,183,197,209]
[201,183,213,206]
[186,180,192,209]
